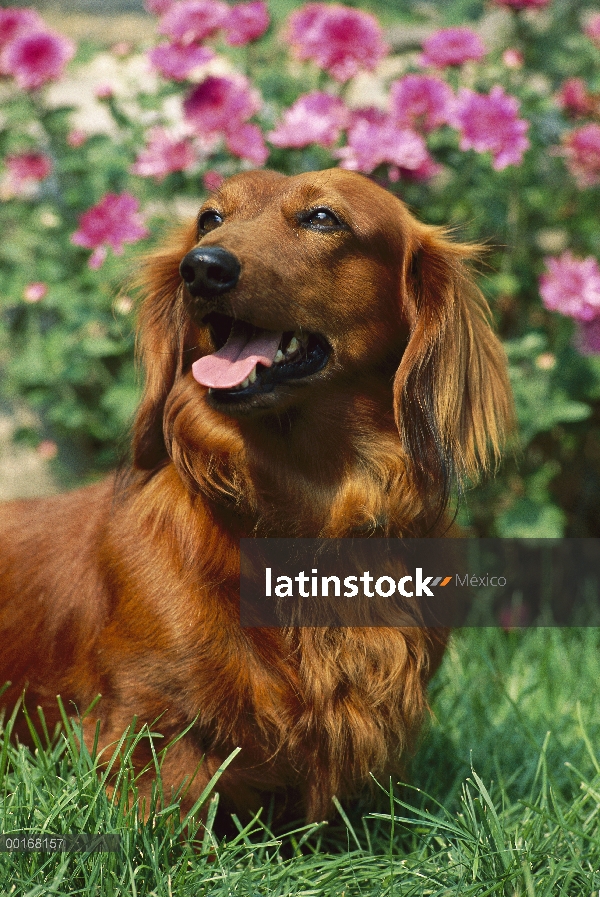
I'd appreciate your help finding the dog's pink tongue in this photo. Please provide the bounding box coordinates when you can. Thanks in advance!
[192,322,282,389]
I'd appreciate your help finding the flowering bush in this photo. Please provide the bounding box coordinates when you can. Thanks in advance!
[1,0,600,536]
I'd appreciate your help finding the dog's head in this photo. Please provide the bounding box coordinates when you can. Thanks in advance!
[133,168,512,522]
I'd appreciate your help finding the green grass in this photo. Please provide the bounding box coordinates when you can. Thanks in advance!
[2,628,600,895]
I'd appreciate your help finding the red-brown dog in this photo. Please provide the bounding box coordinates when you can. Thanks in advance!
[0,169,512,822]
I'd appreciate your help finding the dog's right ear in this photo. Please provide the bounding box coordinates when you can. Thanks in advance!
[131,225,196,471]
[393,224,514,520]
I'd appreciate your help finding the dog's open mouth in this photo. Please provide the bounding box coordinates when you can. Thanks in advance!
[193,312,331,402]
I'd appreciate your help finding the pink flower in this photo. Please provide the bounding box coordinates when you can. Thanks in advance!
[6,151,52,184]
[585,13,600,48]
[37,440,58,460]
[390,75,453,133]
[285,3,388,82]
[268,92,349,149]
[183,75,267,162]
[420,27,486,68]
[132,127,197,180]
[574,318,600,355]
[23,282,47,303]
[67,129,87,148]
[71,193,149,269]
[335,110,431,176]
[183,74,260,135]
[492,0,550,8]
[148,42,213,80]
[1,28,75,89]
[111,41,133,57]
[203,170,224,191]
[563,123,600,188]
[450,86,529,170]
[557,78,592,117]
[4,151,52,195]
[225,123,268,165]
[539,252,600,322]
[0,8,43,48]
[95,84,114,99]
[502,48,523,68]
[224,2,269,46]
[386,155,442,183]
[403,154,443,181]
[159,0,228,45]
[145,0,174,13]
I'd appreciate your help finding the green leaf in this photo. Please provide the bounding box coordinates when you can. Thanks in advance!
[496,499,565,538]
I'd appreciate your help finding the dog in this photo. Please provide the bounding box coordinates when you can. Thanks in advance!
[0,168,512,823]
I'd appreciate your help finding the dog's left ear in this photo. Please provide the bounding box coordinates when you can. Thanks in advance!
[393,225,514,515]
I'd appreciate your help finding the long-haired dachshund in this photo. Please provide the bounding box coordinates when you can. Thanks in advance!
[0,168,512,822]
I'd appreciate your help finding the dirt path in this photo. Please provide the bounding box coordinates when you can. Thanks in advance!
[0,414,57,501]
[44,8,155,44]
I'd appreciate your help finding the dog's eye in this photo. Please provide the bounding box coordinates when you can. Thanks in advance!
[300,208,344,230]
[198,210,223,234]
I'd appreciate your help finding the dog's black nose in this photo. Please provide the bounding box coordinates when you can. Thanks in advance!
[179,247,241,298]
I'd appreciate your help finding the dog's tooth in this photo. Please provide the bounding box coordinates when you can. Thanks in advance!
[274,349,285,363]
[248,367,257,383]
[286,336,299,356]
[241,377,250,388]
